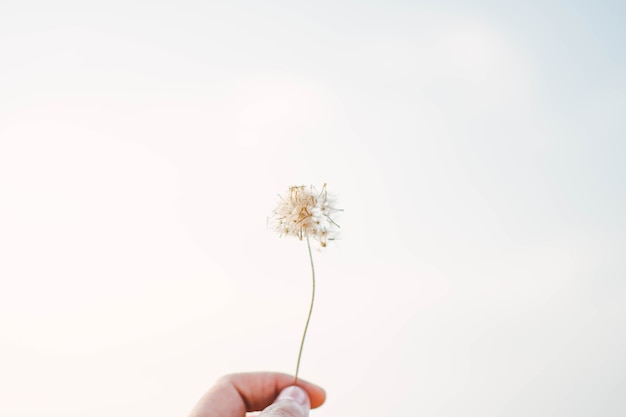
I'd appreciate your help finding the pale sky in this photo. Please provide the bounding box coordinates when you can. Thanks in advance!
[1,1,625,416]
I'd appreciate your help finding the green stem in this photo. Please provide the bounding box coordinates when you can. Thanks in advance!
[294,235,315,385]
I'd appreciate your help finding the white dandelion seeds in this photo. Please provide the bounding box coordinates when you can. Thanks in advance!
[270,183,341,385]
[272,183,340,247]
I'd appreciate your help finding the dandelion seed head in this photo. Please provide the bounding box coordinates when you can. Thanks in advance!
[271,183,340,247]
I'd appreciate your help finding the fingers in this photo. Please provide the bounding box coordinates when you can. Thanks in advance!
[188,372,325,417]
[259,386,310,417]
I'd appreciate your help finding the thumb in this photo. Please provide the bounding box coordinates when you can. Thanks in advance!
[259,386,311,417]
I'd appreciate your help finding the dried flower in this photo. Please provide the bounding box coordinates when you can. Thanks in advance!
[270,183,340,384]
[271,183,340,247]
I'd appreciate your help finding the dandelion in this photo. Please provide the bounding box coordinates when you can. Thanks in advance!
[270,183,340,384]
[272,183,340,247]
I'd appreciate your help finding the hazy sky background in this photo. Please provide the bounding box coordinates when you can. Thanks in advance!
[1,1,625,416]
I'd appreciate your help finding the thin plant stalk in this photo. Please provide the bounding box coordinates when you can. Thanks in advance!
[294,235,315,385]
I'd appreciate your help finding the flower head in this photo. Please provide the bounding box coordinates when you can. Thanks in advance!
[271,183,340,247]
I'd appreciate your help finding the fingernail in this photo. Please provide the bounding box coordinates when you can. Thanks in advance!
[276,385,310,408]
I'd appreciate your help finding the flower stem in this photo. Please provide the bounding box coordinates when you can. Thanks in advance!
[294,235,315,385]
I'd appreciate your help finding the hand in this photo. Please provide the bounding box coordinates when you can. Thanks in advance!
[189,372,326,417]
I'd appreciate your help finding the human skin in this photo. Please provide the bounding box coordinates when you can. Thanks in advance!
[188,372,326,417]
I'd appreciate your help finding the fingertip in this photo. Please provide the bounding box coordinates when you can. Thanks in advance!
[312,389,326,409]
[277,386,310,408]
[295,381,325,409]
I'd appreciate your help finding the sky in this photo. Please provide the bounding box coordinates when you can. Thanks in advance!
[1,1,625,416]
